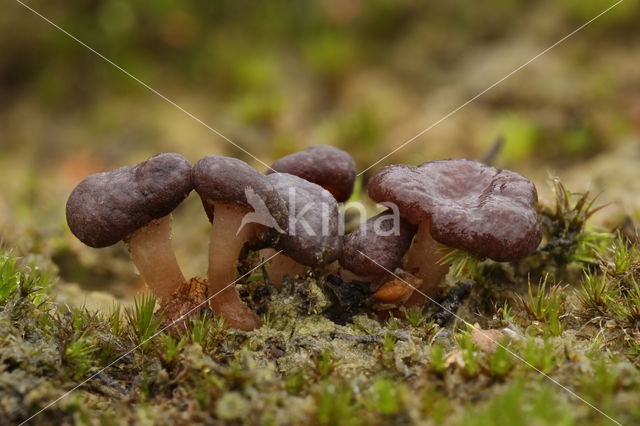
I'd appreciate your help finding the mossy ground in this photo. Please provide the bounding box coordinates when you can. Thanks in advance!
[1,184,640,426]
[2,2,640,424]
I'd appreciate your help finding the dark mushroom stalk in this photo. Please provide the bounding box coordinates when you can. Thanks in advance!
[368,159,542,307]
[194,156,288,331]
[261,173,341,289]
[66,153,193,300]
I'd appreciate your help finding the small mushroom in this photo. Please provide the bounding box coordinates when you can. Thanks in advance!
[262,173,341,288]
[66,153,193,299]
[368,159,542,306]
[339,210,416,282]
[339,209,419,305]
[267,145,356,202]
[193,156,288,330]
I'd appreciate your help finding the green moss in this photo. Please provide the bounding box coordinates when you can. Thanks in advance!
[460,379,575,426]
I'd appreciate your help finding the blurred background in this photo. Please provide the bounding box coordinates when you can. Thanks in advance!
[1,0,639,305]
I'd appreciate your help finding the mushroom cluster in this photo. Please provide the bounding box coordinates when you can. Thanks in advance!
[66,148,541,330]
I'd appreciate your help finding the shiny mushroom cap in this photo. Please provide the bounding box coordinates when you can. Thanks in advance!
[367,159,542,261]
[66,153,193,248]
[339,210,417,276]
[267,145,356,202]
[267,173,341,266]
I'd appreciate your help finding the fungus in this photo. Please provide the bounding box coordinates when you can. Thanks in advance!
[339,210,416,280]
[262,173,341,288]
[267,145,356,202]
[339,210,418,305]
[368,159,541,306]
[65,153,193,300]
[193,156,288,330]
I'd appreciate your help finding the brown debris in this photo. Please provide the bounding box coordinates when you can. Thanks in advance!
[373,280,413,303]
[471,324,506,354]
[158,276,209,330]
[371,269,421,308]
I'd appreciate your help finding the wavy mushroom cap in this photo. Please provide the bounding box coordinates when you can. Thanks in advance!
[267,145,356,202]
[367,159,542,262]
[267,173,341,266]
[66,153,193,248]
[193,155,288,231]
[339,210,417,276]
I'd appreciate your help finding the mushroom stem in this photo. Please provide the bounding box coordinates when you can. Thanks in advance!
[124,215,185,299]
[339,269,375,284]
[261,248,306,290]
[208,203,262,331]
[403,221,450,306]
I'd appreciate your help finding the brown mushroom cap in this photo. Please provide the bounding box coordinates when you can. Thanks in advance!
[193,155,288,232]
[266,173,341,266]
[339,210,417,276]
[267,145,356,202]
[368,159,542,261]
[66,153,193,248]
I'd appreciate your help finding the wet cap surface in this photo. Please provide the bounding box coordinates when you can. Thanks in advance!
[66,153,193,248]
[193,155,288,228]
[267,145,356,202]
[368,159,542,261]
[267,173,341,266]
[340,210,417,276]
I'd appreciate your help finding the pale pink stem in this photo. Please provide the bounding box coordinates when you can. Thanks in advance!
[208,203,262,331]
[403,220,450,306]
[125,215,185,299]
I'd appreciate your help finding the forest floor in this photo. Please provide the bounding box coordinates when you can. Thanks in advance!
[2,2,640,424]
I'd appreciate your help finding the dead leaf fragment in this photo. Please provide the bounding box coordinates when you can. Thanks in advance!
[471,324,505,354]
[373,279,413,303]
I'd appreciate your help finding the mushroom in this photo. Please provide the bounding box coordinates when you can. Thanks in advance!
[65,153,193,300]
[339,210,416,281]
[193,156,288,331]
[339,210,419,305]
[266,145,356,202]
[368,159,542,306]
[261,173,341,288]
